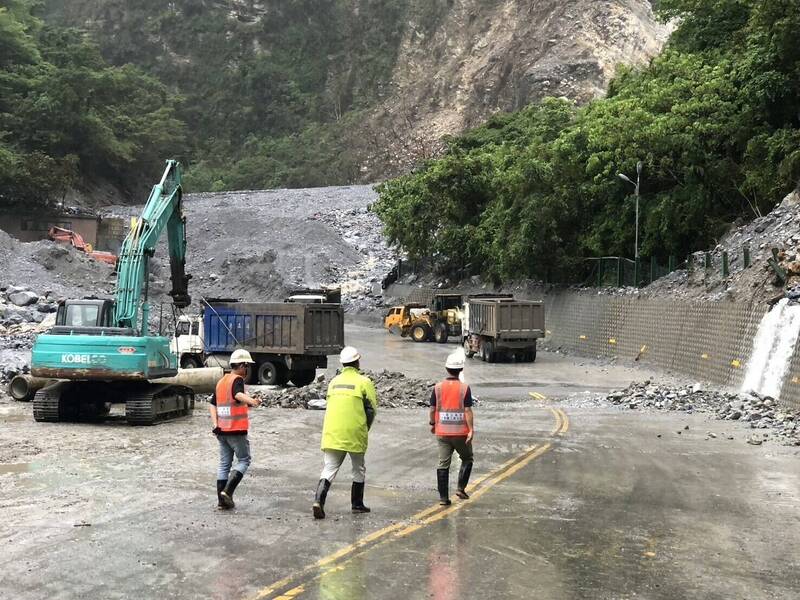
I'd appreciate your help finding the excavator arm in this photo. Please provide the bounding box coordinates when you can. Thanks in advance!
[114,160,191,333]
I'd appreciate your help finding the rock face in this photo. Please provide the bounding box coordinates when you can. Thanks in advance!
[360,0,670,177]
[44,0,668,183]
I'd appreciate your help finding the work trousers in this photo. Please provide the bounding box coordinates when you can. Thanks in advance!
[320,449,366,483]
[217,434,252,480]
[437,436,473,470]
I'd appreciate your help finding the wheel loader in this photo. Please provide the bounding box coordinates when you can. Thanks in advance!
[383,293,464,344]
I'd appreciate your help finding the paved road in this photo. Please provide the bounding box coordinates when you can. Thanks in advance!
[1,325,799,599]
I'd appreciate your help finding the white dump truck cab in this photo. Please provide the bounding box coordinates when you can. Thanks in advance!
[170,315,205,368]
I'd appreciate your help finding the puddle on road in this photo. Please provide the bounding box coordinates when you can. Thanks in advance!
[0,463,31,474]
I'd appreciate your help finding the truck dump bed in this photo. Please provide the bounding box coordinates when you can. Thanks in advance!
[203,302,344,355]
[468,299,545,340]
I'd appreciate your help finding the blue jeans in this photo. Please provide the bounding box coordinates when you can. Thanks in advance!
[217,434,252,480]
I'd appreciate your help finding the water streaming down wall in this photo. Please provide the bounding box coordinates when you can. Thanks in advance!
[740,299,800,399]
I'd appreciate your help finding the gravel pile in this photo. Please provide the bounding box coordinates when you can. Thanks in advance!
[607,381,800,445]
[252,369,434,410]
[312,206,398,313]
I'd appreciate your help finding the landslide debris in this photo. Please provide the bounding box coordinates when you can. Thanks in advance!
[103,186,396,313]
[251,370,435,409]
[607,381,800,446]
[645,188,800,303]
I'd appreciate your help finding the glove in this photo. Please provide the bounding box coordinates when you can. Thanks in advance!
[212,426,222,435]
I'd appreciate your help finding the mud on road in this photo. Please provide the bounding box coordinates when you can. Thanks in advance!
[2,324,800,599]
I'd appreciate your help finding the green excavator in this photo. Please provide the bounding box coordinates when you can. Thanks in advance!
[30,160,194,425]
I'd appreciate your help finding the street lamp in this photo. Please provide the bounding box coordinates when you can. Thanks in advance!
[618,161,643,259]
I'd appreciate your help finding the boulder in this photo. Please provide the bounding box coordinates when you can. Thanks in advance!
[8,291,39,307]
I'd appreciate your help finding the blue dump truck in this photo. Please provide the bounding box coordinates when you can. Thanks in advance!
[172,299,345,387]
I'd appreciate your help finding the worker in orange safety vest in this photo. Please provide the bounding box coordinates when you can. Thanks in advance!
[209,348,262,510]
[430,348,474,505]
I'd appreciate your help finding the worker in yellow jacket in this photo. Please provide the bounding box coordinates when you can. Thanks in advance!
[312,346,378,519]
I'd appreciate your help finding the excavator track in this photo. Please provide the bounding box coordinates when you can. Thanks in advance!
[126,384,194,426]
[33,385,65,422]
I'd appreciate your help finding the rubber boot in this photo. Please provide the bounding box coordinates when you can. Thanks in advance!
[437,468,451,506]
[351,482,371,513]
[313,479,331,519]
[456,462,473,499]
[220,470,243,509]
[216,479,227,508]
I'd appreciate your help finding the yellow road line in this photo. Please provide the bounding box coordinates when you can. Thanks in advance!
[250,407,568,600]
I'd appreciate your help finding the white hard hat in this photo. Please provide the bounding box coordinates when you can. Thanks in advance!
[445,348,465,370]
[340,346,361,365]
[230,348,255,364]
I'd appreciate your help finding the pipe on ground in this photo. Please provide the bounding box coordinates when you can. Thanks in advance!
[8,375,58,402]
[150,367,223,394]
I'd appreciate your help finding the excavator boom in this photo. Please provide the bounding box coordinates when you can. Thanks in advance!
[30,160,195,426]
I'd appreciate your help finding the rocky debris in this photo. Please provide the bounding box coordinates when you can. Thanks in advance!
[606,381,800,445]
[251,370,434,410]
[644,187,800,303]
[7,289,39,307]
[103,186,393,314]
[312,206,398,313]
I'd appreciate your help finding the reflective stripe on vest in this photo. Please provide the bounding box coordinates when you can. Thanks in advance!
[434,379,469,437]
[216,373,248,433]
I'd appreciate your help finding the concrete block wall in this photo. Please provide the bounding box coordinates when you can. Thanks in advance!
[393,285,800,407]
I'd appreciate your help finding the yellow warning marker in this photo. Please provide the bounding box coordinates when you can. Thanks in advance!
[701,353,710,360]
[529,392,547,401]
[579,335,587,340]
[730,359,741,368]
[608,338,617,345]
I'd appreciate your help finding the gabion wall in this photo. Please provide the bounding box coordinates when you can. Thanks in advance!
[399,286,800,407]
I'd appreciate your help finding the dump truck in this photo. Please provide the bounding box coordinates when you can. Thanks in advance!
[172,300,344,386]
[463,298,544,362]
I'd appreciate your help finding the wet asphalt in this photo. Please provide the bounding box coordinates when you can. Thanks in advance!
[1,324,799,599]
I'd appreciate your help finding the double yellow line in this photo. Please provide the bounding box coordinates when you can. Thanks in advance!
[252,400,569,600]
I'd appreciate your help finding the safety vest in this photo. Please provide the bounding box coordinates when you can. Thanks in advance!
[215,373,249,433]
[434,379,470,437]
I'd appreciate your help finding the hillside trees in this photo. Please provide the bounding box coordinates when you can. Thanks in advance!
[0,0,185,209]
[373,0,800,281]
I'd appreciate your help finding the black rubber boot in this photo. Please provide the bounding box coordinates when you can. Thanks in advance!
[456,462,473,499]
[313,479,331,519]
[437,468,451,506]
[216,479,227,508]
[220,470,243,509]
[351,482,371,513]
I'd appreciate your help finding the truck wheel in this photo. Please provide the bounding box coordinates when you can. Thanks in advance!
[434,323,448,344]
[181,355,202,369]
[257,361,280,386]
[463,339,475,358]
[290,369,316,387]
[485,342,496,363]
[529,343,537,363]
[411,324,431,343]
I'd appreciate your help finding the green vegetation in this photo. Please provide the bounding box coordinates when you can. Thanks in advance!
[0,0,185,208]
[42,0,409,192]
[374,0,800,282]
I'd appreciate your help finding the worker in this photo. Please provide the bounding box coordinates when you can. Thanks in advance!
[312,346,378,519]
[209,348,262,510]
[431,348,474,505]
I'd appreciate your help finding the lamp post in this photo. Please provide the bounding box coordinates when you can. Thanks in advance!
[618,161,643,260]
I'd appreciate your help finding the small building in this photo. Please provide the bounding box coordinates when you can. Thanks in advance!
[0,211,126,253]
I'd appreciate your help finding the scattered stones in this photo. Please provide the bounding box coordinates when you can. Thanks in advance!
[8,290,39,307]
[252,369,435,410]
[605,381,800,446]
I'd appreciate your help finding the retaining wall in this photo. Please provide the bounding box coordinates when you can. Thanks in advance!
[394,285,800,407]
